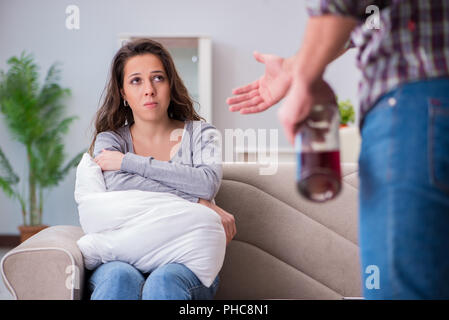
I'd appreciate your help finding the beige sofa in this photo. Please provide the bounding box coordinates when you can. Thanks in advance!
[1,162,361,300]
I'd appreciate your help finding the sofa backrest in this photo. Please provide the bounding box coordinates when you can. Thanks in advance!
[214,162,361,299]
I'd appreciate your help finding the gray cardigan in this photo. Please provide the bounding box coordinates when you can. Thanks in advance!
[93,120,223,203]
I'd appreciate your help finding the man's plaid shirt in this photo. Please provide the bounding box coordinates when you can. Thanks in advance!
[306,0,449,127]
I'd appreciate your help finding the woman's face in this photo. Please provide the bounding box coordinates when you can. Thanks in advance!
[121,53,171,122]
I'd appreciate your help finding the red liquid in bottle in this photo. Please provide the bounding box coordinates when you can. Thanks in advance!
[296,150,342,202]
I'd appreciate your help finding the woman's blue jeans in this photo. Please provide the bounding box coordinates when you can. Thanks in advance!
[88,261,220,300]
[359,77,449,299]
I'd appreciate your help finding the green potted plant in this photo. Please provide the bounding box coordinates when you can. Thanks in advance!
[0,52,84,242]
[338,98,355,127]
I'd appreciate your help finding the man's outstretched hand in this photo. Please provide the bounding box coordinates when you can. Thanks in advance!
[226,51,337,147]
[226,51,292,114]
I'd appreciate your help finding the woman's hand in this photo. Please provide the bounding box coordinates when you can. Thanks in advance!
[199,199,236,245]
[94,149,125,171]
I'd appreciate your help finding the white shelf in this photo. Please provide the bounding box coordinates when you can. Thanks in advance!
[232,126,361,163]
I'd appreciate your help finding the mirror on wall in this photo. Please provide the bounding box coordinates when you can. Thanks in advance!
[118,34,212,122]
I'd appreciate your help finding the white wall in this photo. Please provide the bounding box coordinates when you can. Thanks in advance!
[0,0,361,234]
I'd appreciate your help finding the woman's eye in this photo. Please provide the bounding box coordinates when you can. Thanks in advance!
[130,78,141,84]
[153,75,164,82]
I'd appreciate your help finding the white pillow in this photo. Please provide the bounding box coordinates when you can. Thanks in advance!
[74,152,226,288]
[74,153,106,202]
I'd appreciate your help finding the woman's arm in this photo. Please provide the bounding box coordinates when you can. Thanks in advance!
[102,170,199,203]
[198,198,236,245]
[120,122,223,201]
[94,131,199,203]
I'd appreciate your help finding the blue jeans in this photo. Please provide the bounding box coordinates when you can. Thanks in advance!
[87,261,220,300]
[359,77,449,299]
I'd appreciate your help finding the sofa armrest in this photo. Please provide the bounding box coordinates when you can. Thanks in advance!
[1,225,85,300]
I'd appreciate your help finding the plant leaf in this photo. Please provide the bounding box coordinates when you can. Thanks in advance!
[0,176,17,199]
[0,146,19,185]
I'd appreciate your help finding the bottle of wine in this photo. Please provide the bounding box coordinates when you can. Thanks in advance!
[295,102,342,202]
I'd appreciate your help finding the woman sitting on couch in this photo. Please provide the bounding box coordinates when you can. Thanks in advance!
[86,38,236,300]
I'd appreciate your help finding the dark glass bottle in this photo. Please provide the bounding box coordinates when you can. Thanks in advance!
[295,102,342,202]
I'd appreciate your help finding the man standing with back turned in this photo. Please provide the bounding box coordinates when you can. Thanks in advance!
[227,0,449,299]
